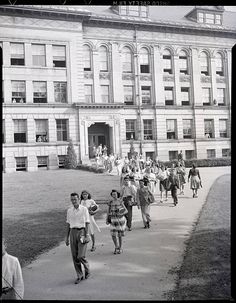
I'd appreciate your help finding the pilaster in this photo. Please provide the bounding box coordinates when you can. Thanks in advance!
[191,48,202,106]
[173,55,181,106]
[92,50,101,103]
[153,45,165,106]
[112,43,123,103]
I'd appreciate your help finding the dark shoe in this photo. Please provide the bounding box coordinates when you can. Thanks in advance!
[147,222,150,228]
[85,272,90,279]
[117,248,123,254]
[128,227,132,231]
[114,248,118,254]
[90,246,96,252]
[144,225,147,229]
[74,277,83,284]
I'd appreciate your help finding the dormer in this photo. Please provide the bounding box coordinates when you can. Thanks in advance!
[185,6,225,25]
[110,5,149,18]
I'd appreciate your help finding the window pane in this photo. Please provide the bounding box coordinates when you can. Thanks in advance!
[54,82,67,103]
[99,46,108,71]
[83,45,91,71]
[122,47,132,73]
[101,85,109,103]
[56,119,68,141]
[85,85,93,103]
[141,86,151,104]
[32,44,46,66]
[143,120,153,140]
[53,45,66,67]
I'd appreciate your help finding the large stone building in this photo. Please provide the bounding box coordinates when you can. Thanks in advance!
[1,5,234,172]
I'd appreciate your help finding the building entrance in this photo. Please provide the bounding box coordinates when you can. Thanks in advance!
[88,123,111,158]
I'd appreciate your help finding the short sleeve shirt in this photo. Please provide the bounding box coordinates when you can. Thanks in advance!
[66,205,90,228]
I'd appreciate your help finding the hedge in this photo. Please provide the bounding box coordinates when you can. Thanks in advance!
[77,164,106,174]
[161,157,231,168]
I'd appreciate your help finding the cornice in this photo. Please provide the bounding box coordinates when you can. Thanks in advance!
[73,103,124,109]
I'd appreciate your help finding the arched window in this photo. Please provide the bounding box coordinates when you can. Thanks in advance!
[215,53,224,76]
[179,50,188,75]
[200,51,209,76]
[99,46,108,72]
[163,49,172,74]
[140,48,150,73]
[83,45,92,71]
[122,46,132,73]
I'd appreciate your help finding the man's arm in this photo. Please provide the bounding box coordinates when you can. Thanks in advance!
[13,259,24,300]
[65,223,70,246]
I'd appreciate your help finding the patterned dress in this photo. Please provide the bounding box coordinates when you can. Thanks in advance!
[108,199,127,237]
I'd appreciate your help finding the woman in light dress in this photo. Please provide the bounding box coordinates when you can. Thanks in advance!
[188,164,202,198]
[80,190,101,251]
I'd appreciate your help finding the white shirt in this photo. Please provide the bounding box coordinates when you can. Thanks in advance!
[2,253,24,300]
[66,205,90,228]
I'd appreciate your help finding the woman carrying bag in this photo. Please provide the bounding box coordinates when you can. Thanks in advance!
[106,190,128,254]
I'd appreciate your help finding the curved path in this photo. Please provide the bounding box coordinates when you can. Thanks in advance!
[22,166,230,300]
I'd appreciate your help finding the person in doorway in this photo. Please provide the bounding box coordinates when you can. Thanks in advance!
[188,164,202,198]
[120,176,137,231]
[106,190,128,254]
[80,190,101,252]
[2,237,24,300]
[97,144,103,157]
[65,193,91,284]
[136,179,154,228]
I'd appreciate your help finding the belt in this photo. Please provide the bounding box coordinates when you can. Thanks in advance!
[72,227,84,230]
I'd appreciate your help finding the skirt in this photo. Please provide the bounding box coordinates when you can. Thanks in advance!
[88,215,101,234]
[190,176,200,189]
[110,215,126,237]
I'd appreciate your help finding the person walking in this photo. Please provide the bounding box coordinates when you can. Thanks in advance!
[120,165,130,187]
[188,164,202,198]
[142,166,157,195]
[80,190,101,252]
[120,176,137,231]
[106,190,128,254]
[176,162,186,195]
[156,165,169,203]
[2,237,24,300]
[168,168,180,206]
[115,155,123,176]
[65,193,91,284]
[136,179,154,229]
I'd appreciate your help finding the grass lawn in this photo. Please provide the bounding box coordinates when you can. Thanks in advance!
[3,169,120,267]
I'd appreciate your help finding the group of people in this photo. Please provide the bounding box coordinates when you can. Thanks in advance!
[63,153,202,285]
[2,152,203,296]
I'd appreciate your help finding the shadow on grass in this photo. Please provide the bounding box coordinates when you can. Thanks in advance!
[3,207,108,268]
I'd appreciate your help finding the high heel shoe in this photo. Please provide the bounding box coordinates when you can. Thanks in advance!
[113,248,118,254]
[117,248,123,254]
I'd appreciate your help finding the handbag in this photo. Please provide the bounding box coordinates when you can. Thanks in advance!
[147,191,155,204]
[117,205,128,216]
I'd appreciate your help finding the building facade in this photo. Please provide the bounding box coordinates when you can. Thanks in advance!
[1,5,234,172]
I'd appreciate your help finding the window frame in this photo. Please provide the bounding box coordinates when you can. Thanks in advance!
[141,86,151,105]
[219,119,228,138]
[207,149,216,158]
[15,157,27,171]
[202,87,211,106]
[56,119,69,142]
[164,87,174,106]
[83,45,92,71]
[11,80,26,103]
[143,119,154,140]
[33,81,47,103]
[99,46,108,72]
[54,82,67,103]
[183,119,193,139]
[166,119,177,139]
[125,119,136,140]
[35,119,48,142]
[101,85,110,103]
[52,45,66,68]
[181,87,190,106]
[124,85,134,105]
[13,119,27,143]
[32,44,46,67]
[10,42,25,66]
[204,119,214,138]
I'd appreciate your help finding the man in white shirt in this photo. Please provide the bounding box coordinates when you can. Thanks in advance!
[65,192,91,284]
[2,238,24,300]
[120,176,137,231]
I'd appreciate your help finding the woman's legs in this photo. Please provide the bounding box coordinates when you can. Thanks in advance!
[90,234,96,251]
[112,235,118,253]
[118,235,122,250]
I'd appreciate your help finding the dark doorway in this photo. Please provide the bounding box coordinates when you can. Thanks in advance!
[88,123,111,158]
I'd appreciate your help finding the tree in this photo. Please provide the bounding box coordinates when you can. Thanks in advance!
[64,139,77,169]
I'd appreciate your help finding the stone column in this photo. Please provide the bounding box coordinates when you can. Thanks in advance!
[190,47,202,106]
[46,44,53,68]
[47,81,54,103]
[210,55,217,103]
[153,45,165,106]
[3,42,10,66]
[25,43,32,67]
[173,54,181,106]
[48,117,57,142]
[3,80,11,104]
[27,116,36,143]
[92,50,101,103]
[112,43,123,103]
[26,80,33,103]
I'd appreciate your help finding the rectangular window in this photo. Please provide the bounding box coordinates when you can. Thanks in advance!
[207,149,216,158]
[140,6,148,18]
[35,119,48,142]
[37,156,48,169]
[169,151,178,161]
[146,152,154,160]
[205,13,214,24]
[11,81,26,103]
[204,119,214,138]
[219,119,228,138]
[163,56,172,74]
[217,88,225,106]
[33,81,47,103]
[14,119,27,143]
[58,155,66,168]
[101,85,109,103]
[2,119,5,143]
[128,6,140,16]
[215,14,222,25]
[32,44,46,67]
[216,58,223,76]
[10,43,24,66]
[85,85,93,103]
[56,119,68,141]
[198,12,204,23]
[165,87,174,105]
[181,87,190,105]
[183,119,193,139]
[54,82,67,103]
[52,45,66,67]
[124,86,134,105]
[222,149,230,157]
[125,120,136,140]
[200,58,209,75]
[143,120,153,140]
[141,86,151,104]
[166,119,177,139]
[140,53,149,73]
[185,150,194,160]
[16,157,27,171]
[179,56,188,74]
[202,88,211,105]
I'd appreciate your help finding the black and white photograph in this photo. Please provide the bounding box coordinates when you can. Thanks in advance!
[1,3,233,300]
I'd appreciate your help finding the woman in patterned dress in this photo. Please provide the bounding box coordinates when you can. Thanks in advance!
[106,190,127,254]
[80,190,101,252]
[188,164,202,198]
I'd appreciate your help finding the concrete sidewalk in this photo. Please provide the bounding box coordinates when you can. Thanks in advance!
[22,166,230,300]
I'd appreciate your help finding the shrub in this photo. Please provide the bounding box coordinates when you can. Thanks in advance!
[77,164,106,173]
[160,157,231,168]
[64,139,77,169]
